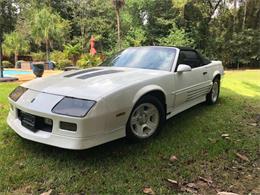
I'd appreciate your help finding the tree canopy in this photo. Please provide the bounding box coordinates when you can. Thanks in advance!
[0,0,259,70]
[3,31,30,66]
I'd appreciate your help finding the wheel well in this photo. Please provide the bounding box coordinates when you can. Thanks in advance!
[214,74,221,81]
[139,90,166,112]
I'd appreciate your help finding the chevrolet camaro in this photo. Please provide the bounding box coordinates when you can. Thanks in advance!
[7,46,224,150]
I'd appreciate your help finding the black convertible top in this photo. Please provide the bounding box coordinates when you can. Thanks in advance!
[175,46,211,65]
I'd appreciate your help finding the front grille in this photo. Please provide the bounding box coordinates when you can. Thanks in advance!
[17,109,53,132]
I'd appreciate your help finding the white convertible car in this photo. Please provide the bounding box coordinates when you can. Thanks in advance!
[7,46,224,150]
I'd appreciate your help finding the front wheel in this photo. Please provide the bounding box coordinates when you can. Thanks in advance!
[126,95,165,141]
[206,78,220,104]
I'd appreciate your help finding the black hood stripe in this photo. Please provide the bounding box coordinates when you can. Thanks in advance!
[64,68,102,78]
[77,70,123,79]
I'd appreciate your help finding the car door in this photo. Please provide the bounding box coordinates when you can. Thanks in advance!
[173,50,210,107]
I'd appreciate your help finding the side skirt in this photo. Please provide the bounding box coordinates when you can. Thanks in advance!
[166,96,206,120]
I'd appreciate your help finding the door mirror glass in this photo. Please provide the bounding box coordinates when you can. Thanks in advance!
[177,64,192,73]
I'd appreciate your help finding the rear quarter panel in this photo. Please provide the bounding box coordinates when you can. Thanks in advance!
[204,60,224,81]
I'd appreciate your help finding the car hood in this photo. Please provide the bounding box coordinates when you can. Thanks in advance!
[22,67,169,100]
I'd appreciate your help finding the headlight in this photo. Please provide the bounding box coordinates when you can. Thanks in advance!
[52,97,96,117]
[9,86,28,102]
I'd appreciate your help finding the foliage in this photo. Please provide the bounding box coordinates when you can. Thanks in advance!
[66,0,115,51]
[158,25,194,47]
[55,59,72,70]
[0,0,17,41]
[31,52,46,61]
[30,7,70,61]
[50,50,71,70]
[77,54,102,68]
[2,60,13,68]
[124,27,146,47]
[112,0,125,10]
[0,0,259,69]
[0,0,17,77]
[223,29,260,68]
[64,43,82,65]
[50,50,68,63]
[2,31,30,66]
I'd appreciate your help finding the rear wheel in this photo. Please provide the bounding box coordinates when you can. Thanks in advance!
[126,95,165,141]
[206,77,220,104]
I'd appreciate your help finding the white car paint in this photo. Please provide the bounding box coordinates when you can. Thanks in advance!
[7,47,224,150]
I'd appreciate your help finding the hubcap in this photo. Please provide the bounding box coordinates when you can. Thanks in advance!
[211,81,219,102]
[130,103,159,138]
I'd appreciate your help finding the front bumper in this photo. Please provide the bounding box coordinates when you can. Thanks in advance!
[7,89,125,150]
[8,112,89,149]
[7,111,124,150]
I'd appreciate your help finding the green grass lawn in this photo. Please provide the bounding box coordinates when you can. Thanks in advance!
[0,70,259,194]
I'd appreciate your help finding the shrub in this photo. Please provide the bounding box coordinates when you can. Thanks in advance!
[50,50,68,64]
[76,54,102,69]
[31,52,46,61]
[2,61,14,68]
[56,59,72,70]
[64,43,82,65]
[50,51,70,70]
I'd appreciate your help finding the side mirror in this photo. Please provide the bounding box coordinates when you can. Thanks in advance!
[177,64,192,73]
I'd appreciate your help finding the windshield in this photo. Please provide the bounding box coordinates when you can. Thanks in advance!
[100,47,176,71]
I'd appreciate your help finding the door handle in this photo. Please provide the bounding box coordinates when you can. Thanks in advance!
[203,72,207,75]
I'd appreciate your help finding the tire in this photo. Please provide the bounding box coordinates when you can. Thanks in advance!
[206,77,220,105]
[126,95,165,141]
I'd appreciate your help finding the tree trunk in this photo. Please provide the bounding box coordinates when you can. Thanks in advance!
[233,0,237,33]
[14,52,18,68]
[116,8,121,50]
[72,56,77,66]
[0,40,3,78]
[45,39,50,62]
[242,0,247,30]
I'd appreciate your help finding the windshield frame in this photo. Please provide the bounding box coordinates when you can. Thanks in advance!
[100,46,178,72]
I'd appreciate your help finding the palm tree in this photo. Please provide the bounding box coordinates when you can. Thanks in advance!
[30,7,70,62]
[112,0,125,50]
[3,31,29,67]
[64,43,82,66]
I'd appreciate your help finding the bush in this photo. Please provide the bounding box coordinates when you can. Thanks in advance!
[2,61,14,68]
[50,50,68,64]
[31,52,46,61]
[76,54,102,69]
[56,59,72,70]
[50,50,70,70]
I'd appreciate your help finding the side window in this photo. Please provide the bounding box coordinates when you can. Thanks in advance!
[178,50,203,69]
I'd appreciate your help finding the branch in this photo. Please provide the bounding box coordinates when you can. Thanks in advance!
[213,0,222,13]
[206,0,214,10]
[205,0,223,16]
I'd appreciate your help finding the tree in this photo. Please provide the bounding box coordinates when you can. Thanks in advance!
[3,31,30,67]
[112,0,125,49]
[30,7,70,62]
[66,0,115,52]
[0,0,17,77]
[64,43,82,66]
[158,25,194,47]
